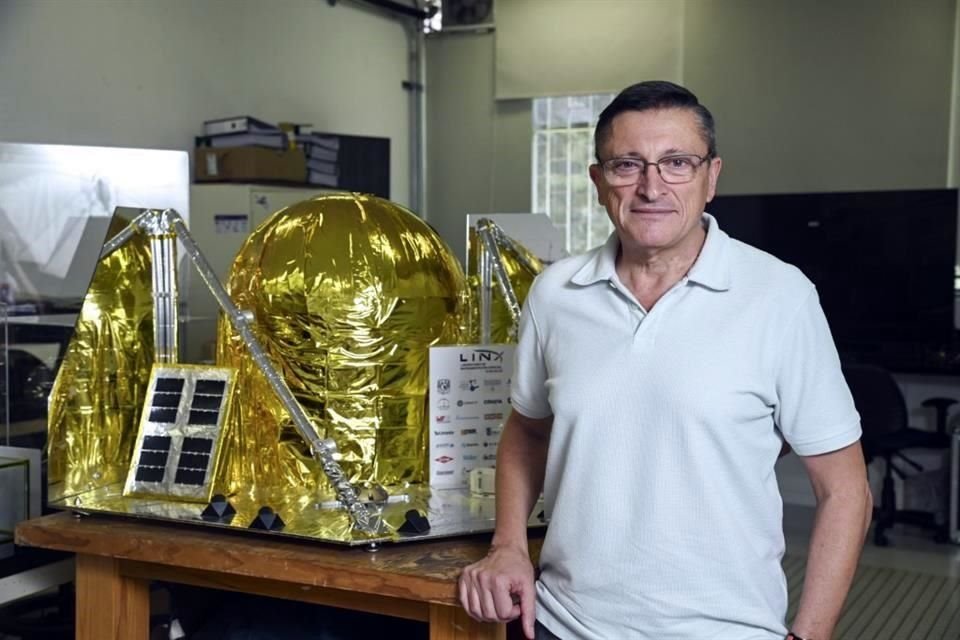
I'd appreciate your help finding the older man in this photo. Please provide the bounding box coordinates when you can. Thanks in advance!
[458,81,872,640]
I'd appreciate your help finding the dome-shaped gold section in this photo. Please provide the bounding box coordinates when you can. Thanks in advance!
[217,194,465,498]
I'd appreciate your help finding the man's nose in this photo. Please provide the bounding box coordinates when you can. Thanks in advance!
[634,164,664,199]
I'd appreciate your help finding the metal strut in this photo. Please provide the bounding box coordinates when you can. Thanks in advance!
[475,218,524,341]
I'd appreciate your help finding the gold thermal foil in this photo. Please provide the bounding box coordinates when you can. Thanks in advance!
[47,213,155,501]
[217,193,465,501]
[467,227,543,343]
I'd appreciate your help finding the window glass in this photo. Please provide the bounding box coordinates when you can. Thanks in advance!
[532,94,615,254]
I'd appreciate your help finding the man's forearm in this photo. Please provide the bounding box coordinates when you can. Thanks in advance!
[491,412,551,552]
[792,484,872,639]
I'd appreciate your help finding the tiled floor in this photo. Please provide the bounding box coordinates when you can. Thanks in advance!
[783,504,960,639]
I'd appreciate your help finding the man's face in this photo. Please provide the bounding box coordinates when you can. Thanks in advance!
[589,108,722,257]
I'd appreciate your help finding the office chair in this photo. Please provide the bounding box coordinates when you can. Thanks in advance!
[841,363,954,547]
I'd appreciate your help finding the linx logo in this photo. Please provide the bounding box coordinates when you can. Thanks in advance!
[459,349,504,363]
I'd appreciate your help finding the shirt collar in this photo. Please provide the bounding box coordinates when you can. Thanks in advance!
[569,230,620,286]
[687,213,731,291]
[569,213,732,291]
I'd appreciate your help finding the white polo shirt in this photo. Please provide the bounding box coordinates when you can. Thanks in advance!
[512,214,861,640]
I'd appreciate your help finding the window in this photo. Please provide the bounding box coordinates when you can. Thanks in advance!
[532,94,615,255]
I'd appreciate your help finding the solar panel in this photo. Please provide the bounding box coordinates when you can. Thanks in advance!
[155,378,185,393]
[123,364,235,502]
[152,393,182,408]
[188,410,219,425]
[195,379,226,395]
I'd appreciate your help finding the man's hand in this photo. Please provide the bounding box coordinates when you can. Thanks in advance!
[459,409,550,639]
[458,543,537,639]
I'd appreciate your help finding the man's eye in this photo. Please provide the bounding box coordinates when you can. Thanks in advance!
[610,159,642,172]
[664,157,694,169]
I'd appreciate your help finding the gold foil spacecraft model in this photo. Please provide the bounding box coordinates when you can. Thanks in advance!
[47,194,487,542]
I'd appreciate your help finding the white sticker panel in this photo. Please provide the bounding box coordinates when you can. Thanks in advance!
[428,345,514,489]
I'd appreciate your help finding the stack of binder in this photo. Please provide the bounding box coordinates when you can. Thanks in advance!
[298,132,390,198]
[300,133,340,188]
[195,116,288,150]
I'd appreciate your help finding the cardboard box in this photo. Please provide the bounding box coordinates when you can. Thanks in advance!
[194,146,307,183]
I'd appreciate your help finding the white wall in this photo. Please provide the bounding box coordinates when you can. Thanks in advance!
[683,0,956,195]
[425,31,532,259]
[0,0,412,206]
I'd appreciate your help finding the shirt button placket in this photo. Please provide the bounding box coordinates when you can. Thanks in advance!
[632,304,647,342]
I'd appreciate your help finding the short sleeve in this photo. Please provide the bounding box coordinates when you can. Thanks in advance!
[510,284,552,420]
[774,288,862,456]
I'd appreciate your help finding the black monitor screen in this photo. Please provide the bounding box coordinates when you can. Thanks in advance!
[708,189,958,373]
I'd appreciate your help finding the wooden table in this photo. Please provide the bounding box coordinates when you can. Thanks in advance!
[16,512,541,640]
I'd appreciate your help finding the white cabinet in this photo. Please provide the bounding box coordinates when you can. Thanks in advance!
[184,184,337,362]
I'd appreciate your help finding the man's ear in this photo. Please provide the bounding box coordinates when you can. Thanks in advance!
[589,164,605,205]
[705,156,722,203]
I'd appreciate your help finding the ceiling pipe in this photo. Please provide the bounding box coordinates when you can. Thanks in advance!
[334,0,437,21]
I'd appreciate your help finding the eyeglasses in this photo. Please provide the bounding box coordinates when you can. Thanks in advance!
[598,153,712,186]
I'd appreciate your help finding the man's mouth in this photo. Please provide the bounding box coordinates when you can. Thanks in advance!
[629,207,673,215]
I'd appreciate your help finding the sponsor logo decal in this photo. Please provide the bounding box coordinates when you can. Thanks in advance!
[459,379,480,392]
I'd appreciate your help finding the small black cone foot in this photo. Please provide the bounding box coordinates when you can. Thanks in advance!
[398,509,430,534]
[248,506,285,531]
[201,494,236,523]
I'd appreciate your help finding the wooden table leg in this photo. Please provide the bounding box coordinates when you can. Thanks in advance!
[75,554,149,640]
[429,603,506,640]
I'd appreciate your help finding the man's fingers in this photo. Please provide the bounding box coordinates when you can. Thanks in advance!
[480,581,503,620]
[469,583,485,620]
[492,577,517,620]
[520,582,536,639]
[458,575,473,616]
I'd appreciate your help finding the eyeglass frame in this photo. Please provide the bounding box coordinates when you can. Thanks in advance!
[595,153,714,186]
